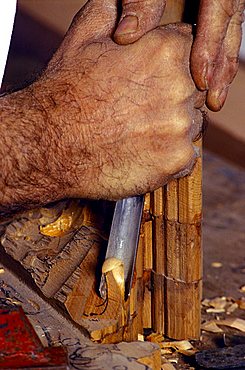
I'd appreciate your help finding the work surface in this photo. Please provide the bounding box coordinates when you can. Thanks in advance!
[203,152,245,300]
[0,150,244,369]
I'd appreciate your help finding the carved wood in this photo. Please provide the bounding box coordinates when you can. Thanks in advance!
[0,196,154,343]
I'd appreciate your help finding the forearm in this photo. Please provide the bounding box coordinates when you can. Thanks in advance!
[0,86,68,215]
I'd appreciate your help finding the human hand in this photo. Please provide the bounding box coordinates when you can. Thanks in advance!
[36,0,203,200]
[114,0,245,111]
[0,0,204,213]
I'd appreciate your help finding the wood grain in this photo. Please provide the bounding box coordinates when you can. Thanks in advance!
[152,139,203,339]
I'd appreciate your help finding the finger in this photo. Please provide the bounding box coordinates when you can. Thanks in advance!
[67,0,118,42]
[114,0,166,45]
[191,0,242,91]
[206,3,245,111]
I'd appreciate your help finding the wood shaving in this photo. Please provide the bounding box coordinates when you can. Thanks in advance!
[216,318,245,332]
[161,348,173,355]
[169,358,178,363]
[202,296,238,314]
[226,302,238,314]
[137,334,144,342]
[161,340,193,351]
[201,321,223,333]
[202,298,211,307]
[147,334,197,358]
[201,318,245,333]
[236,297,245,310]
[211,262,223,268]
[160,340,197,356]
[206,308,225,313]
[40,201,91,237]
[161,357,176,370]
[207,296,227,309]
[177,349,197,356]
[146,333,165,344]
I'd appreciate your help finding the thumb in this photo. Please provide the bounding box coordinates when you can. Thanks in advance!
[114,0,166,44]
[67,0,118,43]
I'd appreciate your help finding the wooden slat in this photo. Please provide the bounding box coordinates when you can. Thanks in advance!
[152,139,203,339]
[150,1,202,340]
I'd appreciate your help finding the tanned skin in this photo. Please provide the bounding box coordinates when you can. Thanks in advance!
[114,0,245,111]
[0,1,205,215]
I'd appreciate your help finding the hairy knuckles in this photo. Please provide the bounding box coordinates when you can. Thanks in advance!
[40,19,200,199]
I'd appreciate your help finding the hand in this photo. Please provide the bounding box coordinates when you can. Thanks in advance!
[191,0,245,111]
[114,0,245,111]
[40,1,203,200]
[0,0,204,213]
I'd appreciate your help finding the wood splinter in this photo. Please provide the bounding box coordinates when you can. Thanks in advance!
[101,257,125,298]
[101,257,126,326]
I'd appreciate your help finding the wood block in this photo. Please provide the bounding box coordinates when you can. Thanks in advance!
[143,271,152,329]
[152,139,203,339]
[164,180,178,221]
[152,271,202,339]
[164,221,202,282]
[178,142,202,224]
[152,215,165,274]
[152,272,165,334]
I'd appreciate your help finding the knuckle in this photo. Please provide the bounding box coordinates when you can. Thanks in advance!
[175,144,196,171]
[171,113,191,136]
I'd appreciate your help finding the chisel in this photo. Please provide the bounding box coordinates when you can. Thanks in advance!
[99,195,144,299]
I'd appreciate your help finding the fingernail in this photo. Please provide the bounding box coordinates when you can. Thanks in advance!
[207,88,228,112]
[218,88,228,108]
[203,63,214,89]
[115,15,138,35]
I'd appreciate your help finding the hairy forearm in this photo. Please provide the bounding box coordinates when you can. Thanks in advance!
[0,86,70,215]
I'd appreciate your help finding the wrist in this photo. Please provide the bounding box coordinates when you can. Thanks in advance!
[0,86,68,214]
[31,76,100,200]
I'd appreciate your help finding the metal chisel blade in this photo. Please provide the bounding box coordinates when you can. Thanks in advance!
[99,195,144,299]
